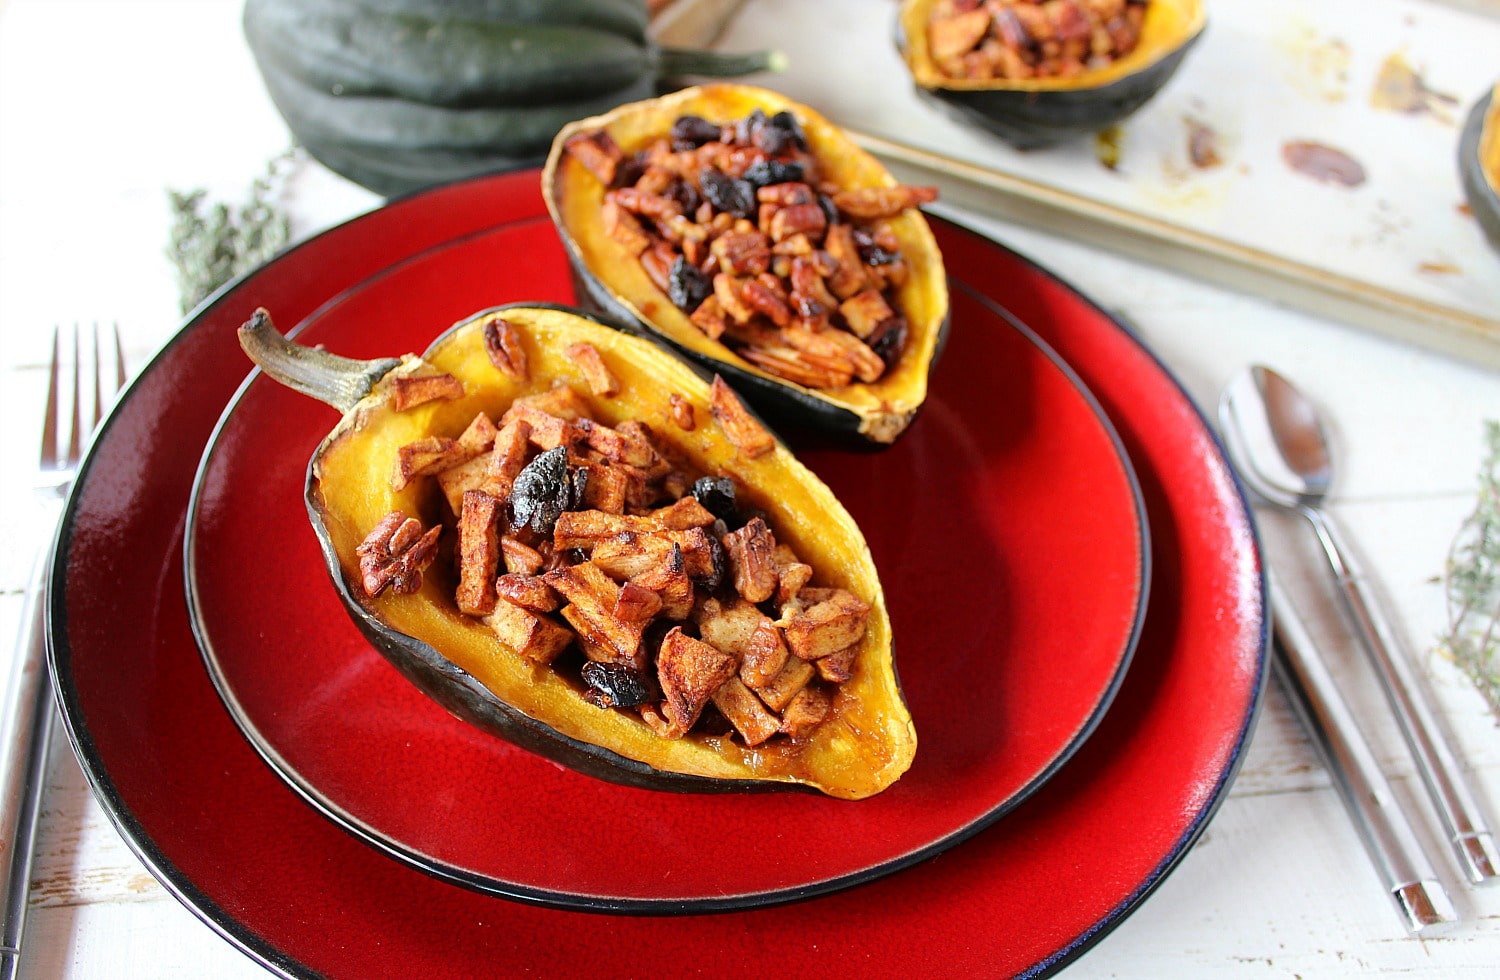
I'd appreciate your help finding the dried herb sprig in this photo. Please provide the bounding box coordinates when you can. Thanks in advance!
[167,148,296,313]
[1435,420,1500,723]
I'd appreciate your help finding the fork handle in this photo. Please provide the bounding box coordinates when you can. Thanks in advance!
[0,548,56,976]
[1307,506,1500,885]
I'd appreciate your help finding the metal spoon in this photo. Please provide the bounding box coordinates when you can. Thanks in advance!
[1221,364,1499,886]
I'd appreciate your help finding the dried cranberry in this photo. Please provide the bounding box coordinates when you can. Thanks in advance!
[743,159,805,190]
[665,177,702,215]
[510,446,571,535]
[667,257,712,313]
[699,169,755,218]
[671,114,722,150]
[734,108,767,146]
[690,475,739,522]
[766,111,807,151]
[869,317,909,367]
[582,662,652,708]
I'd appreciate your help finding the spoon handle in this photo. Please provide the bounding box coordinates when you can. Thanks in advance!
[1270,572,1456,934]
[1307,507,1500,885]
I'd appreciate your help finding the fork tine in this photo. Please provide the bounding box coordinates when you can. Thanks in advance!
[40,326,60,469]
[69,323,83,467]
[113,322,126,392]
[91,322,104,435]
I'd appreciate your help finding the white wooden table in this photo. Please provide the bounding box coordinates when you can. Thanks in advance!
[1,0,1498,975]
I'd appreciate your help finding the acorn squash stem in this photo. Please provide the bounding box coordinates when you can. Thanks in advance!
[238,308,403,413]
[653,46,787,79]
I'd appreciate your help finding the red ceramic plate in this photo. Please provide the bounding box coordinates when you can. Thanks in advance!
[184,246,1147,910]
[49,170,1266,978]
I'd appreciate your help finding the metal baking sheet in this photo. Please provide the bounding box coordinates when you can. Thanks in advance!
[709,0,1500,367]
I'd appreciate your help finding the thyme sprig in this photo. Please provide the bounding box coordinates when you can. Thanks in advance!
[166,148,296,313]
[1436,420,1500,724]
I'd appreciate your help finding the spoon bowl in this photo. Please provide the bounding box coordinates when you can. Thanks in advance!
[1220,365,1333,510]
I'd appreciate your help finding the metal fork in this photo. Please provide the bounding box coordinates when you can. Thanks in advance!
[0,324,126,979]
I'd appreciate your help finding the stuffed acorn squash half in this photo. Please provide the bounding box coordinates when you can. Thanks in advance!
[898,0,1206,148]
[1459,84,1500,254]
[543,84,950,446]
[237,303,915,800]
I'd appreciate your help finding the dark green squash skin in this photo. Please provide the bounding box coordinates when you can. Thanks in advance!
[1460,88,1500,254]
[564,257,952,448]
[243,0,780,197]
[897,13,1204,149]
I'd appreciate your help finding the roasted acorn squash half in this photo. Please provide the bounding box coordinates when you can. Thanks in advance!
[237,303,914,800]
[897,0,1206,148]
[1460,84,1500,254]
[543,84,950,446]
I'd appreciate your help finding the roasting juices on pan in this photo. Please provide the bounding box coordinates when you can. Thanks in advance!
[238,304,916,799]
[544,84,950,446]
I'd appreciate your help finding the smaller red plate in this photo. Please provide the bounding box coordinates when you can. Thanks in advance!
[184,222,1148,912]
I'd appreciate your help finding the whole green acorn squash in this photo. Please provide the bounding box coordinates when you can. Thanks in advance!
[897,0,1205,148]
[244,0,784,196]
[237,303,915,800]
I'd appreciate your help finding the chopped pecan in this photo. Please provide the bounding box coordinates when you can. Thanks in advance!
[822,225,870,299]
[713,273,758,324]
[669,393,696,430]
[689,295,730,340]
[656,627,738,733]
[566,342,621,397]
[767,203,827,244]
[603,198,651,256]
[832,185,938,221]
[456,490,503,615]
[929,7,991,60]
[389,372,464,412]
[739,346,852,389]
[710,230,772,278]
[722,517,778,603]
[838,288,899,340]
[565,129,625,186]
[742,275,794,327]
[709,375,775,458]
[481,315,529,382]
[355,512,441,598]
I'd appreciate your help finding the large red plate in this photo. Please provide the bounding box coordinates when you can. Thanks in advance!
[49,170,1265,978]
[184,238,1147,909]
